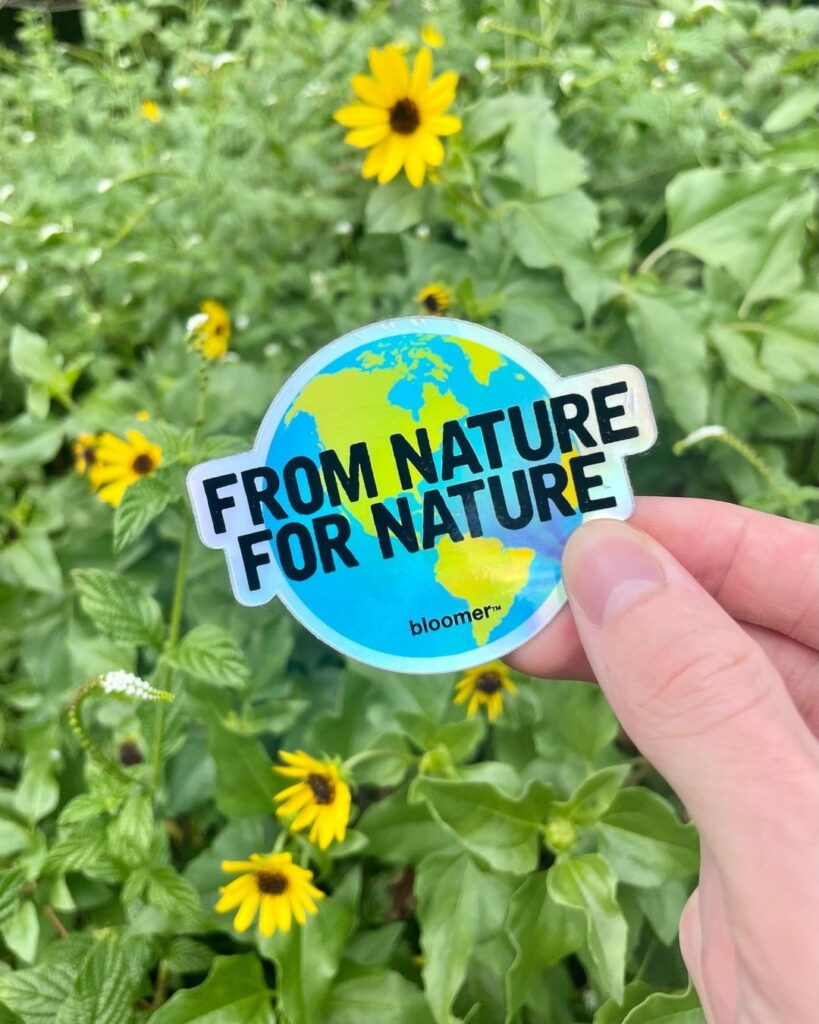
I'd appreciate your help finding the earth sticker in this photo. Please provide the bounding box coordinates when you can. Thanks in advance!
[187,317,656,673]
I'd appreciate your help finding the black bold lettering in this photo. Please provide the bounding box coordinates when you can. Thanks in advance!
[571,452,617,512]
[446,478,486,537]
[238,529,272,591]
[282,456,324,515]
[422,490,463,549]
[390,429,438,489]
[275,522,317,581]
[319,443,377,505]
[465,409,506,469]
[203,473,238,534]
[313,513,359,573]
[241,467,286,525]
[529,463,575,520]
[592,381,639,444]
[551,393,597,454]
[441,420,483,480]
[509,401,555,460]
[371,497,419,559]
[488,470,534,529]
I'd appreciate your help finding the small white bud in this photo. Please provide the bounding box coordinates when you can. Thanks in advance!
[558,69,576,93]
[39,223,64,242]
[0,184,14,203]
[264,342,282,357]
[415,223,431,240]
[212,51,237,70]
[172,76,192,92]
[96,179,114,194]
[474,53,492,74]
[657,10,676,28]
[235,314,249,330]
[333,219,354,236]
[87,247,103,265]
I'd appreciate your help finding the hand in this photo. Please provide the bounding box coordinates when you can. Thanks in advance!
[509,497,819,1024]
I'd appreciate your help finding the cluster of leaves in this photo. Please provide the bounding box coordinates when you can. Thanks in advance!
[0,0,817,1021]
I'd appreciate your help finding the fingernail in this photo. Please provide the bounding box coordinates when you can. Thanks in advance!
[562,520,666,627]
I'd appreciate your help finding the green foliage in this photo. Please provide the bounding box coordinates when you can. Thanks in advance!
[0,0,816,1019]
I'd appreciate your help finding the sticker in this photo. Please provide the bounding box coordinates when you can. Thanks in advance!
[187,317,656,674]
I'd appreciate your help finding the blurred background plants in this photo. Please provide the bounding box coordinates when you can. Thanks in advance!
[0,0,817,1021]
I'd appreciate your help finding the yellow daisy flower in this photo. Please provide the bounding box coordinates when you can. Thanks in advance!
[88,429,162,508]
[334,44,461,188]
[416,282,452,314]
[72,433,98,475]
[421,24,444,48]
[274,750,352,850]
[140,99,162,123]
[215,852,324,937]
[454,661,518,722]
[188,299,231,360]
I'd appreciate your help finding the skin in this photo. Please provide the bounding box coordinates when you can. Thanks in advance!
[508,497,819,1023]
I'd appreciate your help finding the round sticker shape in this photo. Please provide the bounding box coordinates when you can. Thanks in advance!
[188,317,656,673]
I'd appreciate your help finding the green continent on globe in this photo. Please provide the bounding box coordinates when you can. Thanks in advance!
[434,535,535,645]
[284,341,501,535]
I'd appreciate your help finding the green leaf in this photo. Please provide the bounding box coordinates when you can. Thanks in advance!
[144,866,204,926]
[556,764,631,827]
[736,190,814,313]
[201,712,279,818]
[709,326,780,395]
[0,416,64,467]
[548,854,627,1003]
[413,776,547,874]
[55,937,139,1024]
[621,985,704,1023]
[762,86,819,133]
[595,789,699,887]
[324,971,433,1024]
[1,902,39,964]
[505,872,586,1022]
[394,710,485,763]
[759,291,819,382]
[0,819,31,860]
[106,792,155,867]
[365,179,424,233]
[504,108,588,198]
[636,880,690,946]
[627,288,709,432]
[72,569,163,647]
[416,853,486,1023]
[0,535,62,595]
[0,869,27,927]
[0,960,77,1024]
[357,786,456,865]
[149,954,274,1024]
[504,191,609,320]
[169,624,250,688]
[9,325,57,385]
[164,937,215,975]
[113,473,172,553]
[594,981,655,1024]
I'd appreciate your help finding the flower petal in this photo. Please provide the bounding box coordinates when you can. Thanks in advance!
[352,74,391,107]
[425,114,461,137]
[415,131,445,165]
[345,124,391,148]
[409,47,433,99]
[334,103,389,127]
[259,895,277,937]
[232,889,260,932]
[404,148,426,188]
[377,135,406,184]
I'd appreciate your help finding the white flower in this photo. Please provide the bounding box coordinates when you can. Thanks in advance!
[650,76,666,90]
[477,16,494,33]
[172,75,192,92]
[474,53,492,74]
[186,312,208,333]
[681,82,700,95]
[665,57,680,74]
[415,223,431,240]
[559,69,576,93]
[264,341,282,357]
[0,212,12,226]
[96,179,114,194]
[0,184,14,203]
[212,51,237,70]
[99,671,172,702]
[681,425,727,445]
[333,219,354,236]
[20,130,36,145]
[657,10,676,28]
[39,223,64,242]
[87,247,103,265]
[235,313,250,330]
[263,94,278,107]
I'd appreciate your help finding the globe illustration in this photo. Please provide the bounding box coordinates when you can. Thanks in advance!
[262,321,582,670]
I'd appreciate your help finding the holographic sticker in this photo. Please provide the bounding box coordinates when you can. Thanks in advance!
[187,317,656,674]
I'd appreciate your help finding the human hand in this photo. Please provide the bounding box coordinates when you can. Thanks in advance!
[508,497,819,1023]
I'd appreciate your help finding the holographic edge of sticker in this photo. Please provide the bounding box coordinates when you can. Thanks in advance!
[187,315,658,675]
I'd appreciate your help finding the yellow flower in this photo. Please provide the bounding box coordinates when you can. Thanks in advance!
[140,99,162,123]
[189,299,231,360]
[421,24,444,48]
[274,750,352,850]
[454,661,518,722]
[334,44,461,188]
[215,852,324,937]
[136,410,151,422]
[416,282,452,314]
[88,429,162,508]
[73,433,98,475]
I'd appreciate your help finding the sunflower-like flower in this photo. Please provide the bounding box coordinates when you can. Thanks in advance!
[416,282,451,315]
[73,433,98,475]
[140,99,162,123]
[215,852,324,937]
[88,430,162,508]
[454,661,518,722]
[273,750,352,850]
[334,44,461,188]
[187,300,231,360]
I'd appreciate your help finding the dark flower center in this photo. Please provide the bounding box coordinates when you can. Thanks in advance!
[256,871,288,895]
[423,293,440,312]
[118,740,143,766]
[390,98,420,134]
[82,446,96,466]
[307,773,335,804]
[476,671,502,694]
[132,453,154,475]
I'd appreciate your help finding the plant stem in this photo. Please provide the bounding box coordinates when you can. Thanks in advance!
[150,360,209,793]
[44,906,69,938]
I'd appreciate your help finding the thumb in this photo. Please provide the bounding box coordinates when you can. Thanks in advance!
[561,519,819,878]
